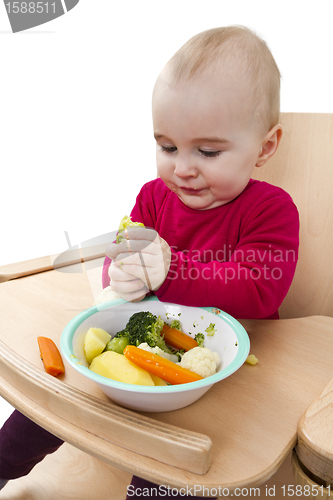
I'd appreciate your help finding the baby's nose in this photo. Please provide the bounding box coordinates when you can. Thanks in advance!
[174,156,198,178]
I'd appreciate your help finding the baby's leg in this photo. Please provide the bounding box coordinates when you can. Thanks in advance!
[0,410,63,481]
[126,476,217,499]
[0,478,8,490]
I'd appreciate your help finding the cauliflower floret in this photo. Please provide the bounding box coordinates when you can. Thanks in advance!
[138,342,179,364]
[179,346,220,378]
[94,286,121,305]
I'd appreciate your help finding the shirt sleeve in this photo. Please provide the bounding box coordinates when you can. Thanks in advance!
[154,196,300,319]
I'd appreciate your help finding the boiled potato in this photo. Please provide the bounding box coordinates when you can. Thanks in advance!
[84,327,111,364]
[150,374,168,386]
[89,351,154,386]
[246,354,259,365]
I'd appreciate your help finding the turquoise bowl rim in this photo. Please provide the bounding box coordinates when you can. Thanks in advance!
[60,296,250,394]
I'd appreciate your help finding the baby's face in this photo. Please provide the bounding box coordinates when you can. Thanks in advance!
[153,70,266,210]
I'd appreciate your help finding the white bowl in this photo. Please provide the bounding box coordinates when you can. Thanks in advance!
[61,296,250,412]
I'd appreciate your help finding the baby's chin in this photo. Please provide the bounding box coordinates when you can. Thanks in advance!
[165,181,228,210]
[176,193,216,211]
[177,191,237,210]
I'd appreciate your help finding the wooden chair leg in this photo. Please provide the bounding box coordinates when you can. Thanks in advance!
[0,442,132,500]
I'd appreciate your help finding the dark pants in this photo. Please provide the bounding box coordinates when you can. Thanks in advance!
[0,410,216,499]
[0,410,63,479]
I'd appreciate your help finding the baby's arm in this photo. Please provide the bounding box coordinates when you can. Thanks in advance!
[154,199,299,319]
[102,182,299,317]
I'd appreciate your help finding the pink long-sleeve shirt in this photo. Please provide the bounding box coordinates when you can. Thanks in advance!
[103,178,299,319]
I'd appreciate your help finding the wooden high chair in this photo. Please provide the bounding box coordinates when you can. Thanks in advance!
[0,113,332,500]
[253,113,333,499]
[253,113,333,320]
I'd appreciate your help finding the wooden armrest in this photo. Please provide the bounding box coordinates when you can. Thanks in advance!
[0,255,54,283]
[0,339,212,475]
[0,231,118,283]
[296,376,333,485]
[0,245,106,283]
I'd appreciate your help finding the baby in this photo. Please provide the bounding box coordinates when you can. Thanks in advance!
[105,25,299,320]
[0,26,299,500]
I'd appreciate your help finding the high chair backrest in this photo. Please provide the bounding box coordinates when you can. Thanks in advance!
[252,113,333,319]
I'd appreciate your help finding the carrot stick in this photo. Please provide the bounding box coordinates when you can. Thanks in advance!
[123,345,202,385]
[37,337,65,377]
[161,324,198,352]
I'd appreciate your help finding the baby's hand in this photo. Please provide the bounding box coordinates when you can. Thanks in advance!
[106,242,148,302]
[107,227,171,293]
[109,262,149,302]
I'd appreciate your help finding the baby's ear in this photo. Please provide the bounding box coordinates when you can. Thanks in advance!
[256,125,283,168]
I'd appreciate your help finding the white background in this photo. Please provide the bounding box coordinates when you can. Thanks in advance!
[1,1,333,421]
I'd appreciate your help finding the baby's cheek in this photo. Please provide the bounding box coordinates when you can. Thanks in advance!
[157,160,171,179]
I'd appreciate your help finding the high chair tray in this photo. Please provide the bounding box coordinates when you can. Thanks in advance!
[0,256,333,493]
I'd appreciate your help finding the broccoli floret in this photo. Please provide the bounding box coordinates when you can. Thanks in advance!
[169,319,182,330]
[194,333,205,347]
[205,323,217,337]
[173,348,185,362]
[104,336,129,354]
[115,311,171,353]
[116,215,144,244]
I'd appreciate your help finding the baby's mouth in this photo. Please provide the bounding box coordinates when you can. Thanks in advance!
[180,187,203,195]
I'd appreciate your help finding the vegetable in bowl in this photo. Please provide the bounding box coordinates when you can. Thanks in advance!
[179,347,220,378]
[111,311,168,351]
[82,309,221,386]
[61,297,250,412]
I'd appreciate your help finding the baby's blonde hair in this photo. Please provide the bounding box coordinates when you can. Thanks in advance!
[165,26,281,132]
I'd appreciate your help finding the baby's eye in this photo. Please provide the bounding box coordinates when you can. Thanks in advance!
[199,149,221,158]
[160,146,177,154]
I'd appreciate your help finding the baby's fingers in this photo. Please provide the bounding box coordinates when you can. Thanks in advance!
[109,262,138,281]
[111,278,147,294]
[121,290,148,302]
[121,226,157,244]
[110,276,149,302]
[105,242,119,260]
